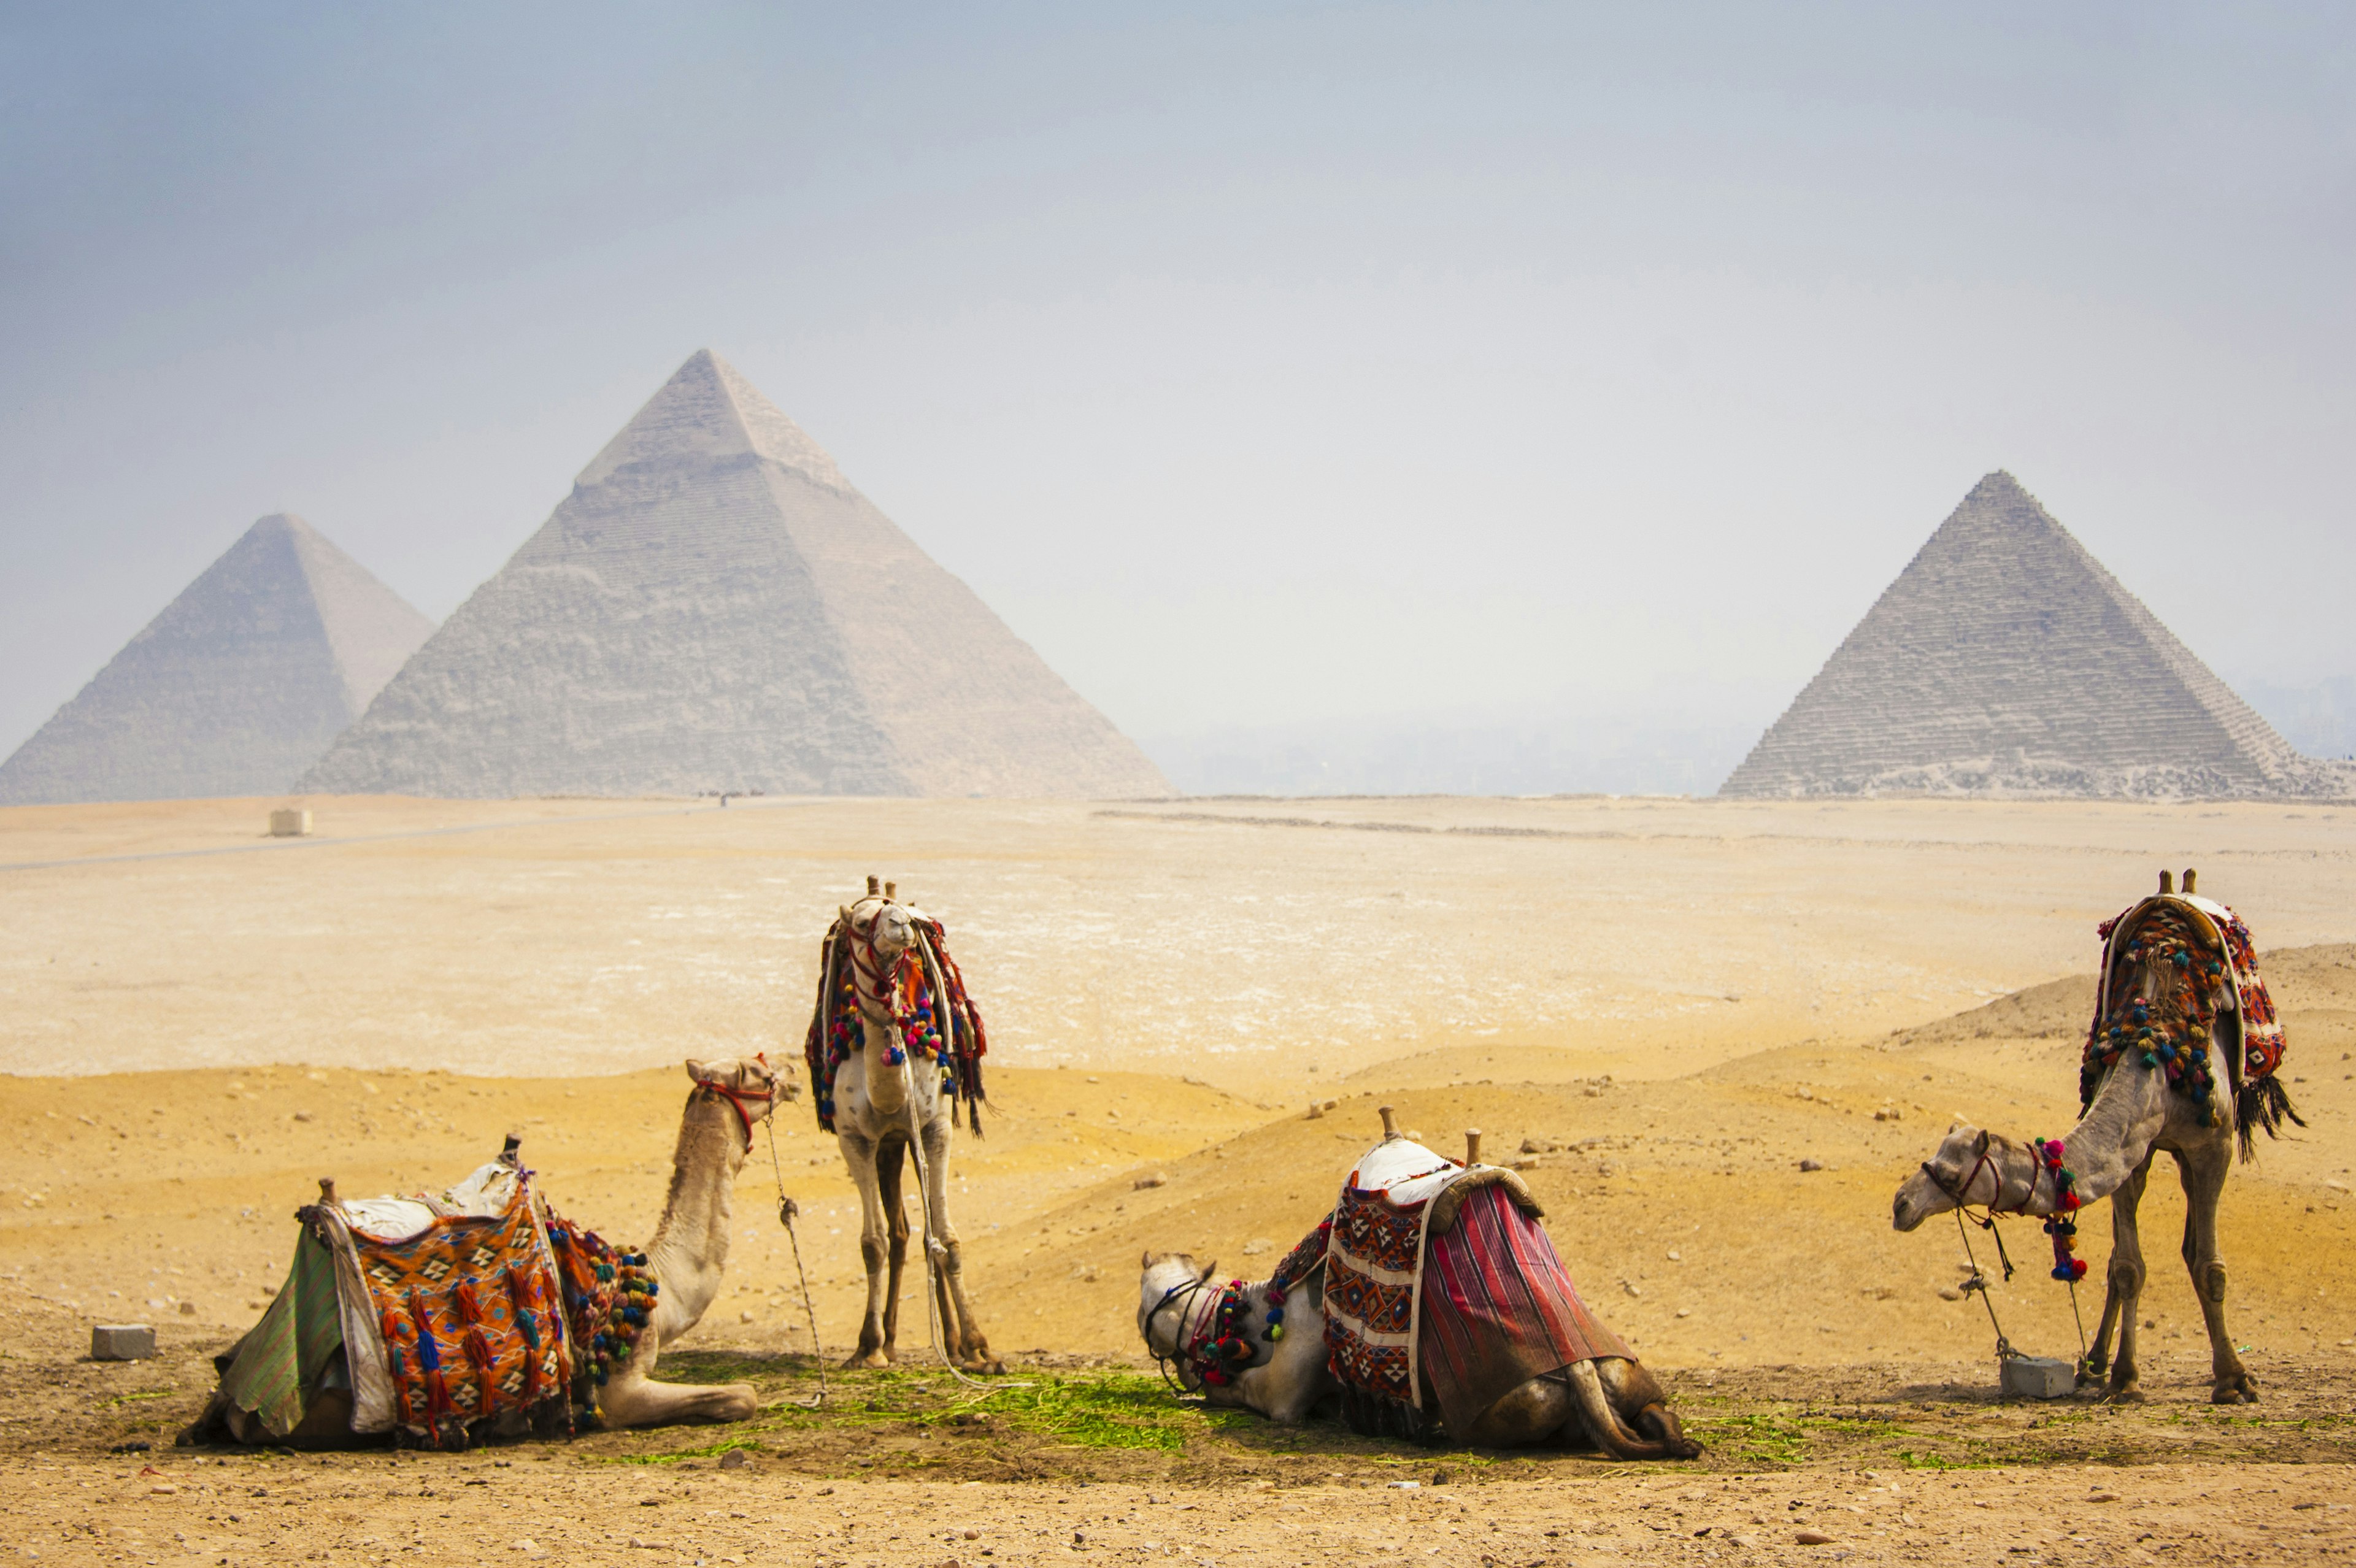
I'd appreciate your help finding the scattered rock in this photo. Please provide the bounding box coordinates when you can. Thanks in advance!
[1938,1286,1964,1302]
[1798,1159,1824,1172]
[1622,1281,1643,1298]
[1241,1239,1273,1256]
[1795,1531,1835,1545]
[719,1449,749,1471]
[1133,1174,1166,1189]
[2088,1491,2118,1502]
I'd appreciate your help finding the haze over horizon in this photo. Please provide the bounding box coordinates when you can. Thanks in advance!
[4,5,2352,794]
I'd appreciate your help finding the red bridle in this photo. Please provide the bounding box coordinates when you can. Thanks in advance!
[1923,1129,2051,1216]
[693,1056,777,1140]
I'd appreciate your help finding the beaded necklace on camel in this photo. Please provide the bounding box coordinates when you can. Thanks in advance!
[1185,1279,1293,1388]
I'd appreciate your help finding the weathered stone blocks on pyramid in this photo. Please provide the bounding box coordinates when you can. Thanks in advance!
[1719,471,2356,801]
[299,350,1167,800]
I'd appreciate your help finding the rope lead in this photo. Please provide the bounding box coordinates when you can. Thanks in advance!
[766,1115,827,1408]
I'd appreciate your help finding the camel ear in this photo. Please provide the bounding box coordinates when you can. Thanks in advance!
[683,1058,711,1083]
[1141,1250,1153,1271]
[1196,1259,1217,1284]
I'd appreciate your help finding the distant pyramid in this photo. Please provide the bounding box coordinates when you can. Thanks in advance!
[0,515,434,806]
[300,350,1169,799]
[1720,472,2352,800]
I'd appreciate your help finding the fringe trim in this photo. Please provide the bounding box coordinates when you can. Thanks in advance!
[2235,1075,2304,1163]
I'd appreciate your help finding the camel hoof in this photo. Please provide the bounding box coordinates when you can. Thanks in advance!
[842,1349,891,1370]
[2212,1376,2258,1405]
[962,1356,1007,1376]
[2103,1383,2146,1404]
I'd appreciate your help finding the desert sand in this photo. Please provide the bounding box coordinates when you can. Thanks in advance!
[4,793,2353,1564]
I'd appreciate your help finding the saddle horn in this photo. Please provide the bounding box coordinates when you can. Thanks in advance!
[885,880,896,900]
[866,874,880,896]
[2159,869,2174,894]
[2183,867,2198,896]
[317,1177,339,1207]
[1465,1128,1483,1166]
[1377,1105,1399,1141]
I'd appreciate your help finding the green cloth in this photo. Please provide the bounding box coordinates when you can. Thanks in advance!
[216,1231,347,1439]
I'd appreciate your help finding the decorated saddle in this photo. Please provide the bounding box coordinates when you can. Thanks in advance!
[2084,885,2300,1155]
[804,902,988,1135]
[1293,1136,1630,1440]
[188,1153,649,1449]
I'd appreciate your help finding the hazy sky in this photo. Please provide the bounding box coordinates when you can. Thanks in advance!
[4,4,2351,774]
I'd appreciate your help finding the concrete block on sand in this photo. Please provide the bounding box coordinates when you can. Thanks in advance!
[90,1324,155,1361]
[2000,1354,2075,1399]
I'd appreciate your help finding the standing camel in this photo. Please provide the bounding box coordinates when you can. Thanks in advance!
[1892,871,2301,1405]
[806,878,1003,1372]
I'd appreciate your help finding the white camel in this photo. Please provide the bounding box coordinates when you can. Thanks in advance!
[812,880,1001,1372]
[1892,877,2295,1405]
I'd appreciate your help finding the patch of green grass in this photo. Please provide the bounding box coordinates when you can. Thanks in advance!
[977,1372,1212,1450]
[1689,1412,1809,1465]
[588,1435,765,1466]
[107,1390,177,1406]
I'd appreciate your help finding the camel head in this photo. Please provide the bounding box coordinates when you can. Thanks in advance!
[841,890,923,1018]
[1137,1251,1217,1356]
[1890,1121,1996,1232]
[683,1055,782,1145]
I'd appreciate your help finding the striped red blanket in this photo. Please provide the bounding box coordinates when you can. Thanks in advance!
[1314,1149,1630,1439]
[1419,1183,1630,1438]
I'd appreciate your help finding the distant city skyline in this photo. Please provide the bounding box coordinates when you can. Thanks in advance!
[4,6,2350,791]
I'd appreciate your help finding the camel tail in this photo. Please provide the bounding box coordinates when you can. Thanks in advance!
[2235,1075,2303,1162]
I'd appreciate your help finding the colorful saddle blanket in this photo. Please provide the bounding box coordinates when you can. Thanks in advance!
[344,1188,572,1446]
[1311,1138,1628,1439]
[804,907,988,1134]
[2086,893,2290,1145]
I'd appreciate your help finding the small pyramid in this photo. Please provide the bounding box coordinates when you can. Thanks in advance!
[300,351,1169,799]
[0,515,435,805]
[1720,472,2350,799]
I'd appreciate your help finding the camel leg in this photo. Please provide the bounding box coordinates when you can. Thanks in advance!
[1563,1359,1690,1461]
[920,1115,1004,1373]
[2177,1142,2257,1404]
[598,1363,757,1429]
[2083,1154,2149,1387]
[878,1137,910,1364]
[1463,1374,1576,1447]
[2096,1156,2151,1401]
[838,1129,893,1368]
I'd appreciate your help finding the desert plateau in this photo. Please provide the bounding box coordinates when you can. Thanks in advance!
[2,793,2352,1564]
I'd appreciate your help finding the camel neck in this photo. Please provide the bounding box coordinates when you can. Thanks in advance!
[860,1012,910,1116]
[1992,1062,2168,1215]
[645,1095,747,1346]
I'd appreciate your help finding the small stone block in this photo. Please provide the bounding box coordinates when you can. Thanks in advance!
[2000,1355,2075,1399]
[268,808,312,838]
[92,1324,156,1361]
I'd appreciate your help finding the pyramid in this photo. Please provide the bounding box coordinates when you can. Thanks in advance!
[0,516,434,807]
[1719,472,2353,800]
[299,351,1169,799]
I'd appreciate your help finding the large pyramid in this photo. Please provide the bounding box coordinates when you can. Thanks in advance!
[300,351,1169,799]
[1719,472,2352,800]
[0,515,434,806]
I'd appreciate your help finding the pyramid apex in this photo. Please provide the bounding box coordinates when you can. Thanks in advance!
[574,350,846,491]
